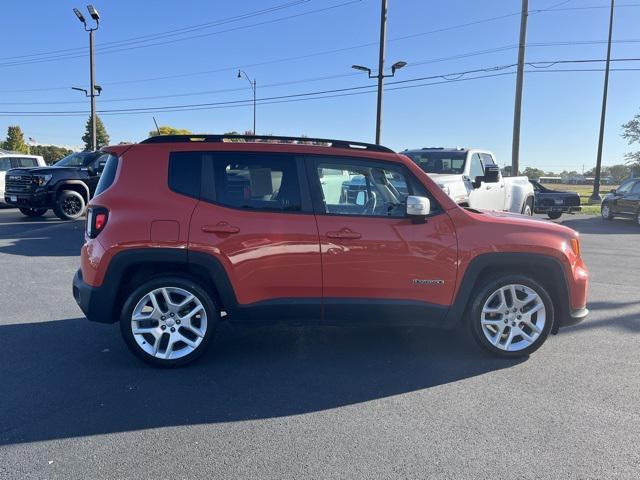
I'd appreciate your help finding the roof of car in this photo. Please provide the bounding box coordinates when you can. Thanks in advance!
[403,147,469,153]
[140,134,395,154]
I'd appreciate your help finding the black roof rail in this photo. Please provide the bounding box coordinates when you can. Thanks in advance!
[140,134,395,153]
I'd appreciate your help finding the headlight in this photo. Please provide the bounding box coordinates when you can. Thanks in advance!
[33,174,52,186]
[438,183,451,196]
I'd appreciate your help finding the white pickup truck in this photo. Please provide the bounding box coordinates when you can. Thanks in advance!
[401,147,534,215]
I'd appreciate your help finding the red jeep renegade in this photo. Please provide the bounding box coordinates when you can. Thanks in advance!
[73,134,589,367]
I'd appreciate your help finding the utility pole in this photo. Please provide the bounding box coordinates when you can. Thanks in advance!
[590,0,615,203]
[511,0,528,176]
[375,0,388,145]
[73,6,101,151]
[352,0,406,145]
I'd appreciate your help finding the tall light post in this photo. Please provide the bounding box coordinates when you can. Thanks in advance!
[590,0,616,203]
[352,0,406,145]
[511,0,529,176]
[73,5,100,151]
[237,70,257,135]
[352,60,406,145]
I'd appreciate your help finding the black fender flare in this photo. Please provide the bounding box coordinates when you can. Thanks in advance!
[55,181,91,202]
[444,252,570,332]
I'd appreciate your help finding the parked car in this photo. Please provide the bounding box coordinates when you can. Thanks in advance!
[401,148,535,215]
[601,178,640,225]
[530,180,581,219]
[0,149,46,208]
[4,150,111,220]
[73,134,589,367]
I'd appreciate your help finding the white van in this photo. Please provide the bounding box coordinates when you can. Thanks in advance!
[0,149,46,205]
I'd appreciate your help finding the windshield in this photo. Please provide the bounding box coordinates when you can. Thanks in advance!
[404,151,467,174]
[54,152,93,167]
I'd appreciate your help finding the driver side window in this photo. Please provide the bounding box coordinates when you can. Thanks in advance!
[469,154,484,179]
[316,160,420,217]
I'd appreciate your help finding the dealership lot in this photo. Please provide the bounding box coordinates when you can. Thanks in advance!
[0,209,638,479]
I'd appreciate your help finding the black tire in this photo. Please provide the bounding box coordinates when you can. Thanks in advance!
[467,274,554,358]
[601,202,613,220]
[53,190,85,220]
[120,276,218,368]
[522,198,533,216]
[547,211,562,220]
[19,207,47,217]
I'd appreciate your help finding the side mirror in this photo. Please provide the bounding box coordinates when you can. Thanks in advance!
[355,191,366,206]
[482,164,500,183]
[406,195,431,218]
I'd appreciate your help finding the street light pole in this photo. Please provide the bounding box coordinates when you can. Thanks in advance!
[237,70,257,134]
[73,6,100,151]
[590,0,616,203]
[375,0,388,145]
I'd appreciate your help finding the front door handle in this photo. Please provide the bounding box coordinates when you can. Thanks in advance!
[327,229,361,239]
[201,222,240,234]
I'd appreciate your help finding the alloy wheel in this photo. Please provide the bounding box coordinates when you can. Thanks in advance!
[480,284,546,352]
[601,205,611,219]
[131,287,208,360]
[62,196,82,216]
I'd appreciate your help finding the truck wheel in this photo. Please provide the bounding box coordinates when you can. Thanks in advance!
[547,212,562,220]
[468,274,554,358]
[120,276,218,367]
[522,198,533,216]
[53,190,85,220]
[601,203,613,220]
[19,207,47,217]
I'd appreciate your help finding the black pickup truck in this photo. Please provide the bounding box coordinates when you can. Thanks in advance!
[4,151,111,220]
[530,180,581,220]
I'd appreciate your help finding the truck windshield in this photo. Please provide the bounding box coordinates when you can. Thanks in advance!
[404,151,466,175]
[54,152,92,167]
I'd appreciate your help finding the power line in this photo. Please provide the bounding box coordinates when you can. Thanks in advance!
[1,59,639,116]
[0,1,362,68]
[0,1,310,62]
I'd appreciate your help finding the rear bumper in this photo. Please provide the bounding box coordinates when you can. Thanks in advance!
[534,206,582,214]
[73,269,117,324]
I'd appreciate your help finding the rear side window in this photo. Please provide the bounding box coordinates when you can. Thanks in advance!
[15,158,38,167]
[210,153,302,212]
[169,152,202,198]
[94,154,119,196]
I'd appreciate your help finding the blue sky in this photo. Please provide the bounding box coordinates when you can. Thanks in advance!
[1,0,639,173]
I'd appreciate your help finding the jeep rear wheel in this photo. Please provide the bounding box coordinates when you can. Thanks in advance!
[120,276,217,367]
[54,190,85,220]
[19,207,47,217]
[468,275,553,357]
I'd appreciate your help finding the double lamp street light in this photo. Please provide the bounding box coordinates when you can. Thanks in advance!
[72,5,101,151]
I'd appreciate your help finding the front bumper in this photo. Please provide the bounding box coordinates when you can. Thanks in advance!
[72,269,118,324]
[4,190,51,208]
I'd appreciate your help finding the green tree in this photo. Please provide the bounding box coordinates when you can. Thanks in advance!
[29,145,73,165]
[149,126,192,137]
[2,125,29,153]
[622,112,640,168]
[522,167,546,180]
[82,115,110,150]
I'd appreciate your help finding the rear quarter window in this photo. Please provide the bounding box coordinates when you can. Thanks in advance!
[94,154,119,196]
[168,152,202,198]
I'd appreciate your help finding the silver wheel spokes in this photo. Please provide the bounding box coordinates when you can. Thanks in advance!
[602,205,610,217]
[131,287,207,360]
[481,284,546,352]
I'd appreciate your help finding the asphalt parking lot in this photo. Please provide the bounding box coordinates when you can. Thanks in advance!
[0,208,638,479]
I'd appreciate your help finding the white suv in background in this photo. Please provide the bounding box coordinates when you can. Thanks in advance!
[0,150,46,205]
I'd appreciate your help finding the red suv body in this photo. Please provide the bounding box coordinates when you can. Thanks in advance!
[73,135,588,366]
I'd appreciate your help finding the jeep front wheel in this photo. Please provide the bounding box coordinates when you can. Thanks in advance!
[120,276,217,367]
[19,207,47,217]
[468,275,553,357]
[54,190,85,220]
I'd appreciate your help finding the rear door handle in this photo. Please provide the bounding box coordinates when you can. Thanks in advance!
[201,223,240,234]
[327,229,361,239]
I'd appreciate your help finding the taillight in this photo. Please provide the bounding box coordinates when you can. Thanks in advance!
[87,206,109,238]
